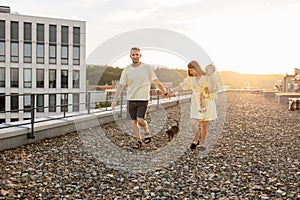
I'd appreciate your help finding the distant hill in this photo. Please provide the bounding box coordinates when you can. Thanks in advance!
[86,65,284,90]
[219,71,283,89]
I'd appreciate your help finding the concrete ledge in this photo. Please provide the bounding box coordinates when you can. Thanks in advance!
[275,92,300,104]
[0,97,188,151]
[263,90,275,98]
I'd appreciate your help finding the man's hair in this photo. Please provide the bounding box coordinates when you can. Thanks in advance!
[130,47,140,51]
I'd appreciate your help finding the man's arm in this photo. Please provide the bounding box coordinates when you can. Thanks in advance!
[153,79,167,96]
[111,84,125,110]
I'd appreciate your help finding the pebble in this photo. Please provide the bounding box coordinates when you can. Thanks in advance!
[0,91,299,199]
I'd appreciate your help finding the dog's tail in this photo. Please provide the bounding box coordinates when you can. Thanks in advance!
[174,119,179,126]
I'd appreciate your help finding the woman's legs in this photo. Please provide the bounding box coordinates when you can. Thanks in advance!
[190,118,200,149]
[200,120,209,146]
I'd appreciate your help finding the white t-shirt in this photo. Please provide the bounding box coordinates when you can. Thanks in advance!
[119,62,158,100]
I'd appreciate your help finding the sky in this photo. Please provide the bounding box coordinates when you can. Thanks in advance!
[1,0,300,74]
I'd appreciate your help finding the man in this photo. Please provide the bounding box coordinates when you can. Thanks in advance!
[111,47,168,149]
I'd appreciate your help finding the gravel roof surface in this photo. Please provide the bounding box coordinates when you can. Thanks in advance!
[1,91,299,199]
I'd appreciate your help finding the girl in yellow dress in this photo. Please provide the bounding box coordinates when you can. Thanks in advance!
[167,61,208,150]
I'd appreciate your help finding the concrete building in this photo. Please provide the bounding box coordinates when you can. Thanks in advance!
[0,6,86,123]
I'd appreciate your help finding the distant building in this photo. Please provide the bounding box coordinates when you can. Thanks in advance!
[0,7,86,123]
[282,68,300,93]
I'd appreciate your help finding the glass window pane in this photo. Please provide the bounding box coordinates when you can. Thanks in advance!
[61,26,68,44]
[37,43,44,63]
[61,93,68,112]
[37,69,44,88]
[24,68,32,88]
[10,68,18,87]
[49,25,56,43]
[73,46,80,65]
[11,22,19,40]
[73,93,79,112]
[0,68,4,87]
[0,20,5,39]
[49,44,56,64]
[0,93,5,112]
[37,94,44,112]
[0,42,4,62]
[24,22,32,41]
[61,70,68,88]
[0,42,4,55]
[11,42,19,62]
[73,70,80,88]
[11,94,19,112]
[24,95,31,112]
[24,43,32,63]
[61,45,68,65]
[49,94,56,112]
[73,27,80,44]
[49,69,56,88]
[37,24,44,42]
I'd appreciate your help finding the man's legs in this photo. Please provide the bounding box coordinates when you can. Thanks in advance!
[131,120,142,142]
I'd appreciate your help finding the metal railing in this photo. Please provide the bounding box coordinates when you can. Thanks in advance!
[0,90,192,139]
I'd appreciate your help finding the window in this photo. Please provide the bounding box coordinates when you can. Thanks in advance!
[61,70,68,88]
[61,26,69,43]
[61,26,69,65]
[49,25,56,64]
[61,45,68,65]
[11,21,19,40]
[49,69,56,88]
[23,68,32,88]
[0,41,4,62]
[24,42,32,63]
[24,95,31,112]
[10,42,19,63]
[23,22,32,63]
[49,94,56,112]
[37,94,44,112]
[37,24,44,64]
[73,27,80,65]
[0,20,5,62]
[49,44,56,64]
[36,69,44,88]
[73,70,80,88]
[11,93,19,113]
[73,46,80,65]
[0,68,5,87]
[73,93,79,112]
[61,93,68,112]
[0,93,5,112]
[10,22,19,63]
[10,68,19,87]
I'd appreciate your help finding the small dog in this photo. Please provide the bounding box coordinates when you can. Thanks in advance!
[166,119,179,141]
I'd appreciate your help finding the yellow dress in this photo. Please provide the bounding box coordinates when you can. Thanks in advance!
[202,75,218,121]
[179,76,206,120]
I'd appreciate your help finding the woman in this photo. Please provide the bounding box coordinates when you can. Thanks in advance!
[167,61,209,150]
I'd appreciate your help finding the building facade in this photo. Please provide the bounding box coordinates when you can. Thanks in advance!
[0,7,86,123]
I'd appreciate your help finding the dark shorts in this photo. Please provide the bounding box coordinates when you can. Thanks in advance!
[127,100,148,120]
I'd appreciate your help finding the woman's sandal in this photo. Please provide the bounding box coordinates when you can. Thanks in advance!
[190,141,200,150]
[144,133,151,144]
[132,141,142,149]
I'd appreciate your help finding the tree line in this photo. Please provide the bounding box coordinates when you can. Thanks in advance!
[86,65,187,87]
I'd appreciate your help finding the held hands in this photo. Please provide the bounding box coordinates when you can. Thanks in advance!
[164,89,174,98]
